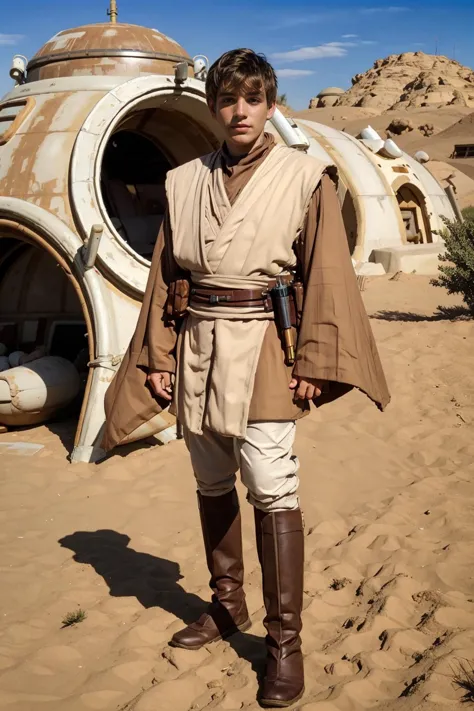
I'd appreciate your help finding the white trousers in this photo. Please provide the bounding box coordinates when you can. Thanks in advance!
[183,421,299,512]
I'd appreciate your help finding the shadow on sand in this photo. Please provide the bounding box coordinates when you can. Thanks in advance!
[371,305,472,322]
[58,529,266,674]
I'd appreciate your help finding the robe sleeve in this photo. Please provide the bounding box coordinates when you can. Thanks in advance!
[292,172,390,410]
[136,208,183,373]
[293,173,340,379]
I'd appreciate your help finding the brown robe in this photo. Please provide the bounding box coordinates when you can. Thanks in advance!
[102,135,390,451]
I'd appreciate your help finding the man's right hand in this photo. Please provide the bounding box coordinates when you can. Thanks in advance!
[147,370,173,401]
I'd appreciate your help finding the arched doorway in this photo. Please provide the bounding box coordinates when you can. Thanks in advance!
[0,231,90,434]
[395,183,432,244]
[337,177,358,256]
[341,189,358,255]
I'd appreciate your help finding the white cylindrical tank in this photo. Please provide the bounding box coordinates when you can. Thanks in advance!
[379,138,403,159]
[360,126,382,141]
[0,356,80,426]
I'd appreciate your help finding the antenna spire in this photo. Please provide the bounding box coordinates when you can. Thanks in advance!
[108,0,118,23]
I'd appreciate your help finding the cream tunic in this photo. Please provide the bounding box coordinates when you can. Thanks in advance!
[166,144,329,437]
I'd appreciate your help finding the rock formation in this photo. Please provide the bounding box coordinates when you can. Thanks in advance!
[386,118,414,135]
[419,123,435,137]
[309,52,474,112]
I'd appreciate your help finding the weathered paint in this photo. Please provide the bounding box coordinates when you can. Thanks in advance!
[46,31,87,51]
[30,195,71,226]
[48,92,101,133]
[27,23,191,82]
[0,92,105,201]
[30,134,73,194]
[3,76,125,101]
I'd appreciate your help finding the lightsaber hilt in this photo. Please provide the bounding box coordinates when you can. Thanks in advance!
[271,276,296,365]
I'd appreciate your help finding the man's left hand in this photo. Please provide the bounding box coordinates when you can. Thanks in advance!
[289,376,325,400]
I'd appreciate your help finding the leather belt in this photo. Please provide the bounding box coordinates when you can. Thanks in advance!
[190,286,272,310]
[190,276,294,311]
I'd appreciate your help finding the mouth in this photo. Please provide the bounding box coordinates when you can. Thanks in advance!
[231,124,251,131]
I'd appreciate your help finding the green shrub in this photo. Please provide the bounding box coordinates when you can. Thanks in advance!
[431,216,474,312]
[462,205,474,221]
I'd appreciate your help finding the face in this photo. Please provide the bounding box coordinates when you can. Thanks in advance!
[209,82,276,155]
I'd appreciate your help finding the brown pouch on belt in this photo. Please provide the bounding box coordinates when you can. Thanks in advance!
[166,278,190,319]
[292,281,304,327]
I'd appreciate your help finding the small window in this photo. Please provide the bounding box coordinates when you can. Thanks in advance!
[0,98,34,146]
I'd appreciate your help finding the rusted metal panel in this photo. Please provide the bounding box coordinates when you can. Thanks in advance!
[28,195,72,228]
[0,91,104,202]
[0,98,36,146]
[27,23,191,82]
[33,23,189,57]
[32,57,188,82]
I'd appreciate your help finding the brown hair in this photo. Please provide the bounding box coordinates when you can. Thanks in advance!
[205,49,278,108]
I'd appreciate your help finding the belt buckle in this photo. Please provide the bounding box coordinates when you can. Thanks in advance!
[209,294,230,305]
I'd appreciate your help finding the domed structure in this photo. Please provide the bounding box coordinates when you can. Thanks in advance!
[317,87,345,97]
[309,87,344,108]
[26,23,192,82]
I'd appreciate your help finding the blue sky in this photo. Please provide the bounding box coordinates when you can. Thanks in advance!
[1,0,473,109]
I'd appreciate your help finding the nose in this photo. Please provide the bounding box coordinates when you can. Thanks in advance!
[234,97,248,119]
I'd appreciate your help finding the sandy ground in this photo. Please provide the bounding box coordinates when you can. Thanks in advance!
[294,107,473,138]
[1,275,474,711]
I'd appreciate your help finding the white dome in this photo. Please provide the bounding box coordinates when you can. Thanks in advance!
[317,86,345,97]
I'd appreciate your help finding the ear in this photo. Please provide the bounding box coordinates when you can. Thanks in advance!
[266,102,276,120]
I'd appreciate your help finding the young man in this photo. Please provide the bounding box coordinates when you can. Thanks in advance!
[103,49,390,707]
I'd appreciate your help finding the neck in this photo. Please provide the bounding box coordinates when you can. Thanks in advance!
[224,130,266,158]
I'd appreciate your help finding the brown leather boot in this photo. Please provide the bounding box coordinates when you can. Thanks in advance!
[254,508,305,708]
[169,489,251,650]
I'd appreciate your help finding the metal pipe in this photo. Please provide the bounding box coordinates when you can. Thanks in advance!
[270,109,309,151]
[108,0,118,23]
[445,185,464,223]
[83,224,103,269]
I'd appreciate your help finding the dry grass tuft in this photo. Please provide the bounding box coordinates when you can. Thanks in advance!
[61,609,87,628]
[452,659,474,703]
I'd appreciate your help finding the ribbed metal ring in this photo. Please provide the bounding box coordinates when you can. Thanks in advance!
[27,48,193,72]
